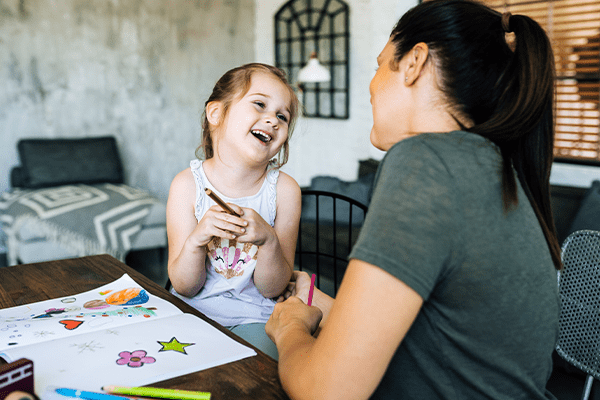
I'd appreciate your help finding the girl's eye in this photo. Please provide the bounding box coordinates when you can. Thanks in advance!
[277,114,289,123]
[254,101,266,108]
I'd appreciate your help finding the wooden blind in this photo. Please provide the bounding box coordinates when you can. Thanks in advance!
[483,0,600,163]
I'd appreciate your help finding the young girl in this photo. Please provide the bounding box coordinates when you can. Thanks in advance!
[166,63,301,360]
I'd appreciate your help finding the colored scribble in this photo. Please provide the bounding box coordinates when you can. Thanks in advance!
[59,320,84,330]
[157,337,195,354]
[99,290,112,295]
[84,300,109,309]
[33,308,66,319]
[106,288,149,306]
[116,350,156,368]
[71,306,157,319]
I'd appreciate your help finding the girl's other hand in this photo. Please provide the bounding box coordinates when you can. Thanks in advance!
[235,207,276,247]
[188,204,248,247]
[266,296,323,344]
[276,270,312,303]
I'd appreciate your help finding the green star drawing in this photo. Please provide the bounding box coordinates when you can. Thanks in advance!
[157,337,195,354]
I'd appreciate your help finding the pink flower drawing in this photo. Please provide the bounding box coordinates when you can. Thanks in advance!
[116,350,156,368]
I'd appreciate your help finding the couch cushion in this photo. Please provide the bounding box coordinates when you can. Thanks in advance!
[17,136,124,188]
[569,180,600,235]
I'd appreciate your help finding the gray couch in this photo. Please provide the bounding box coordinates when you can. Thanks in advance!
[0,136,166,265]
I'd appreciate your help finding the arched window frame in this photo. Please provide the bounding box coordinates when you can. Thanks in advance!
[275,0,350,119]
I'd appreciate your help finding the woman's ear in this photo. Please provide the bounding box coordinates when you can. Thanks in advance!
[206,101,223,127]
[405,42,429,86]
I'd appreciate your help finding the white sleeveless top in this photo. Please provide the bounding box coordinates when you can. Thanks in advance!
[170,160,278,326]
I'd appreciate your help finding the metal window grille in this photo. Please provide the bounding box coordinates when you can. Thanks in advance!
[275,0,350,119]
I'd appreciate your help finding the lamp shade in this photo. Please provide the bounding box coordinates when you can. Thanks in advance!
[297,52,331,83]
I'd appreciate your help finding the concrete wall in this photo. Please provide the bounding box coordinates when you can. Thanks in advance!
[0,0,255,202]
[255,0,418,187]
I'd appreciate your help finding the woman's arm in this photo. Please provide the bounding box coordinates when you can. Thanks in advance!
[266,258,424,400]
[252,172,302,298]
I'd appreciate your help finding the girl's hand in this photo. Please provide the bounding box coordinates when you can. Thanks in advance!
[265,296,323,344]
[276,270,313,304]
[235,207,276,247]
[187,204,248,247]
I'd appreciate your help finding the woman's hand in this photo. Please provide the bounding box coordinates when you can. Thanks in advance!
[187,204,248,247]
[266,296,323,345]
[277,270,313,304]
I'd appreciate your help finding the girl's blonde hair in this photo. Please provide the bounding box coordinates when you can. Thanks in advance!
[196,63,299,168]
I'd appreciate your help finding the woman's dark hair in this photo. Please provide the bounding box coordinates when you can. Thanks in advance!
[390,0,561,269]
[196,63,299,168]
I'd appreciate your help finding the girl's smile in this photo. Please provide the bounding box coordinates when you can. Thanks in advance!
[211,71,292,165]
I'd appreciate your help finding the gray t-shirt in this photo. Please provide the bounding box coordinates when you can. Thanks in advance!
[349,131,559,400]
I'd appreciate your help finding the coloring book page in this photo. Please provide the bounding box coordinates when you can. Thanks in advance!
[0,274,182,352]
[1,313,256,393]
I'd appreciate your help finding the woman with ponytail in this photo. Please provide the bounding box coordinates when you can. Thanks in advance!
[266,1,561,399]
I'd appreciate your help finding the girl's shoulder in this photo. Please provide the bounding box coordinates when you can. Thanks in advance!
[169,167,195,194]
[275,170,301,204]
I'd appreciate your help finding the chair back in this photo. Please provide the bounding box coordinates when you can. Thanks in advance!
[296,190,368,297]
[556,230,600,382]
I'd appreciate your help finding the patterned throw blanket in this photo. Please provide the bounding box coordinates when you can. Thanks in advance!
[0,183,161,263]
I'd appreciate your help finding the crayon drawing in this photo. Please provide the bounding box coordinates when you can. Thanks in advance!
[59,320,84,330]
[106,288,149,305]
[116,350,156,368]
[0,275,256,393]
[157,337,194,354]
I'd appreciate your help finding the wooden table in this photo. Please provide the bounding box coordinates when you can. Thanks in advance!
[0,254,289,400]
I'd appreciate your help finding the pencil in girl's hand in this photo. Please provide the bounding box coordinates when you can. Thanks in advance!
[307,273,316,306]
[205,188,240,217]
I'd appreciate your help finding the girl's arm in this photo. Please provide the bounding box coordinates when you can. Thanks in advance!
[167,169,208,297]
[266,259,424,400]
[167,169,248,297]
[242,172,301,298]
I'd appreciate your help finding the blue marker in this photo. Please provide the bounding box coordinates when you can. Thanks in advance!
[55,388,131,400]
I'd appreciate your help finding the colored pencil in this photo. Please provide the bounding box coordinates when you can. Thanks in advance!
[307,273,316,306]
[103,386,210,400]
[204,188,240,217]
[55,388,129,400]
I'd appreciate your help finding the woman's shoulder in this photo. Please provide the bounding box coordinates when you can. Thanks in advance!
[386,131,497,166]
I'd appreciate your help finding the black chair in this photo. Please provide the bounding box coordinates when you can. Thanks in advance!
[556,230,600,400]
[296,190,369,297]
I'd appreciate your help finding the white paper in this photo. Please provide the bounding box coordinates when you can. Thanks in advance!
[0,274,256,393]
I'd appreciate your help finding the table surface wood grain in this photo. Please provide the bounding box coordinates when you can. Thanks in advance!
[0,254,289,400]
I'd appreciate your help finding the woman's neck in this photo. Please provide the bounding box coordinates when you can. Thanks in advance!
[202,157,270,199]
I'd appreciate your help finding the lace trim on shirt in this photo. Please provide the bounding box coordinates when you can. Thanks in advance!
[266,168,279,226]
[190,159,204,222]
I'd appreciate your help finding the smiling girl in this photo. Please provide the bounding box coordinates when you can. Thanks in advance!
[166,63,300,359]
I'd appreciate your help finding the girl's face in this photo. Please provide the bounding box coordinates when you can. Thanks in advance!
[369,39,413,151]
[213,72,292,166]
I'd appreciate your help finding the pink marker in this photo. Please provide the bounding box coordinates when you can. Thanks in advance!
[307,274,316,306]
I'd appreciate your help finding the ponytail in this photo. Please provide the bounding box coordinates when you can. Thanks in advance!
[390,0,562,269]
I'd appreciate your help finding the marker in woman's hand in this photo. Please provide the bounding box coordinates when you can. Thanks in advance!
[307,274,316,306]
